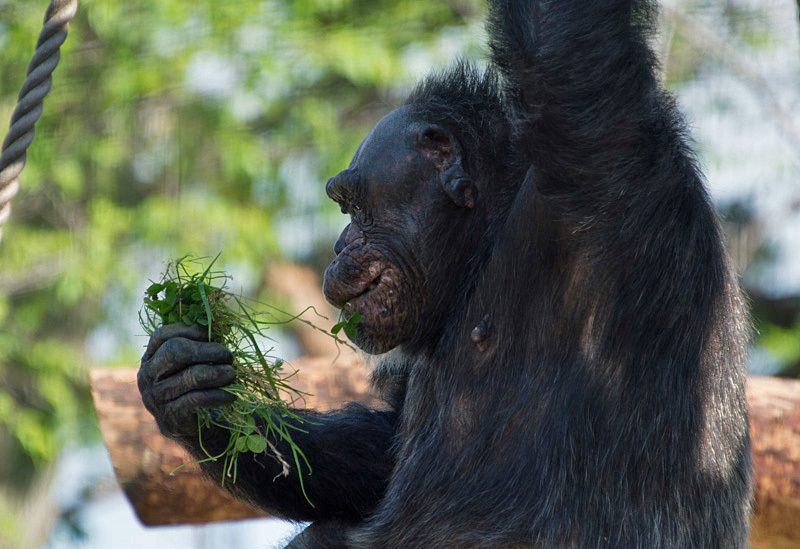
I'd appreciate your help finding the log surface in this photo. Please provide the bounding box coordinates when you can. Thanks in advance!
[91,368,800,547]
[747,376,800,549]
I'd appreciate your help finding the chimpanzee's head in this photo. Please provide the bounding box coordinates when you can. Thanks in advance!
[322,66,510,354]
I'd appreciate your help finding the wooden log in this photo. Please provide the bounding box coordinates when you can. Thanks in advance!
[746,376,800,549]
[91,368,800,547]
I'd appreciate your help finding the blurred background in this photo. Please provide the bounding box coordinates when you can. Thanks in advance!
[0,0,798,547]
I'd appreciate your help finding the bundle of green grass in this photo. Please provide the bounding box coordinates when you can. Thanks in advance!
[139,255,346,503]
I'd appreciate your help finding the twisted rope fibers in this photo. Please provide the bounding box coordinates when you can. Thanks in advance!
[0,0,78,242]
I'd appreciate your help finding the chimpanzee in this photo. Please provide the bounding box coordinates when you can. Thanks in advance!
[138,0,753,547]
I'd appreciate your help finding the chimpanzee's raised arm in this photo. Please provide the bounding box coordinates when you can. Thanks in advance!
[488,0,684,201]
[483,0,736,365]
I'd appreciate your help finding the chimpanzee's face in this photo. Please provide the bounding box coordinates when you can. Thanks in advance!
[322,106,475,354]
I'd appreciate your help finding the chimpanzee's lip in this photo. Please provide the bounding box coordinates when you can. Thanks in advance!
[323,254,390,309]
[343,268,386,311]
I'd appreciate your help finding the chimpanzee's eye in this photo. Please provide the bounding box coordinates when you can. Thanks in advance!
[350,201,372,226]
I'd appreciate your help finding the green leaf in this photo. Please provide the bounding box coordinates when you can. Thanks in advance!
[235,436,248,453]
[343,311,360,339]
[164,282,179,306]
[197,279,214,340]
[146,283,165,297]
[331,322,344,335]
[246,435,267,453]
[184,287,200,302]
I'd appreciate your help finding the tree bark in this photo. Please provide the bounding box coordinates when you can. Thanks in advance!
[91,368,800,547]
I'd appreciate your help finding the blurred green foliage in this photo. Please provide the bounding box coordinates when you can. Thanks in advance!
[0,0,483,532]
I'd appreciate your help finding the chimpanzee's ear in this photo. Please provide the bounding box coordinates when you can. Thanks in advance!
[414,124,476,209]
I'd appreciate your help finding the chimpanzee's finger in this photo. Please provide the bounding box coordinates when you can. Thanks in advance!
[144,337,233,383]
[144,323,210,361]
[154,363,237,402]
[161,389,237,436]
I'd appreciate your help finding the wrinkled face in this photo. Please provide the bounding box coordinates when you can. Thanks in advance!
[322,106,475,354]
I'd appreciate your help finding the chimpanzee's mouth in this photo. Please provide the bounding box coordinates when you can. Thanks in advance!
[343,269,387,312]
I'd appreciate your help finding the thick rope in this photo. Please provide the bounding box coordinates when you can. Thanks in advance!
[0,0,78,242]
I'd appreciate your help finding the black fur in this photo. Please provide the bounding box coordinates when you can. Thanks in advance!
[138,1,752,547]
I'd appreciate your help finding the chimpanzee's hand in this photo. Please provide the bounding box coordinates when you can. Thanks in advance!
[138,323,236,438]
